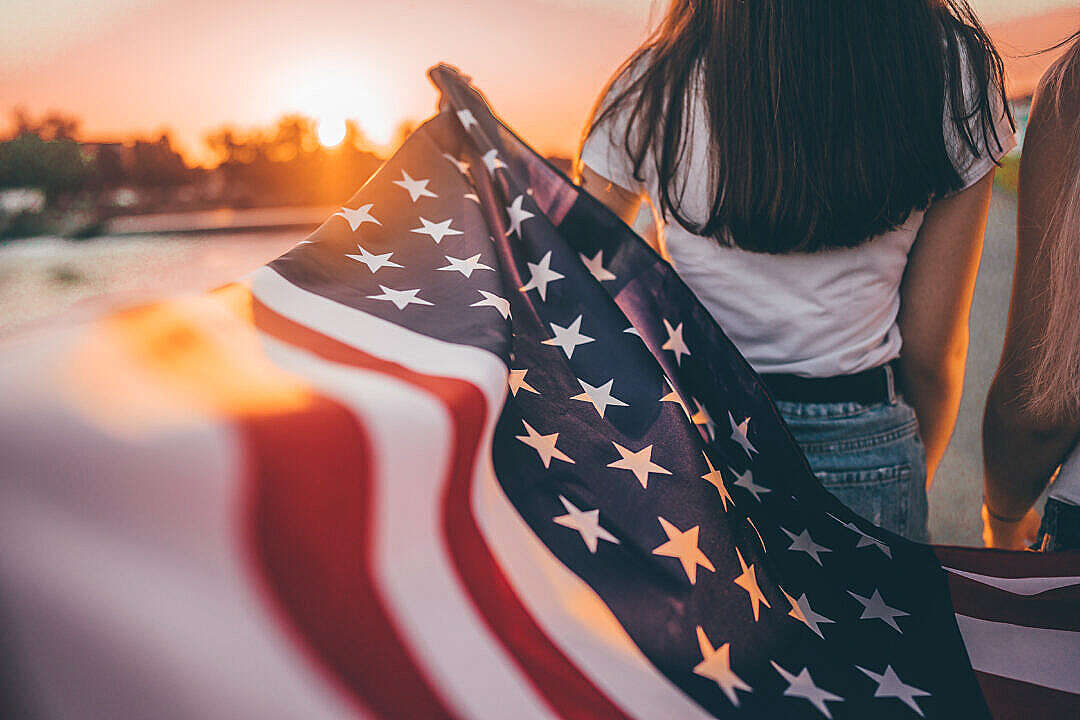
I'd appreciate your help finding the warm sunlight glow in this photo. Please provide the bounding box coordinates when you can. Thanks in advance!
[277,61,397,149]
[316,116,347,147]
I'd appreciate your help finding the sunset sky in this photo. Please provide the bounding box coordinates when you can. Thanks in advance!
[2,0,1077,165]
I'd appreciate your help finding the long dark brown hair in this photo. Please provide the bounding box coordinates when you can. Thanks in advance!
[579,0,1012,253]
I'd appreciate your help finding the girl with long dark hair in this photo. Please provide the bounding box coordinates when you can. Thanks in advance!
[983,30,1080,550]
[577,1,1015,541]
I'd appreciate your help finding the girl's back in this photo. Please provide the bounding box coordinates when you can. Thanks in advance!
[578,0,1015,540]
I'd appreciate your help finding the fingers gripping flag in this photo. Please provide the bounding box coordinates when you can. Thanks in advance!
[1,65,1078,719]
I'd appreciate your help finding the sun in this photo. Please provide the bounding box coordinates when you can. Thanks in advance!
[275,61,397,149]
[316,116,348,147]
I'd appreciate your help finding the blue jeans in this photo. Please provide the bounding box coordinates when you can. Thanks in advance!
[777,396,930,542]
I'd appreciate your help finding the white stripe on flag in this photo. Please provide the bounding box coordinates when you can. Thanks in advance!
[0,326,365,720]
[252,266,506,406]
[261,336,554,720]
[944,567,1080,596]
[955,613,1080,694]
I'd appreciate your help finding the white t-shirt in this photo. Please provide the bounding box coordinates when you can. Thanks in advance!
[581,59,1016,377]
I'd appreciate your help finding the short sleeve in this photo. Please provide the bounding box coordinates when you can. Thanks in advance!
[944,52,1017,191]
[579,69,648,194]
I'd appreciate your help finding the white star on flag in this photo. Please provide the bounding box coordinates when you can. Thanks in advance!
[345,244,403,273]
[848,589,909,633]
[771,662,844,719]
[855,665,930,717]
[456,108,478,130]
[701,453,734,511]
[661,378,691,417]
[570,378,628,418]
[729,412,758,457]
[853,529,892,558]
[505,195,535,239]
[393,169,437,202]
[661,318,691,365]
[691,399,717,440]
[693,626,752,707]
[367,285,433,310]
[507,368,538,397]
[782,588,835,639]
[542,315,594,358]
[828,513,892,558]
[470,290,511,319]
[608,442,671,489]
[623,325,641,337]
[652,516,715,584]
[411,217,464,244]
[579,250,616,282]
[519,250,564,300]
[733,548,771,621]
[333,203,381,231]
[482,148,506,175]
[437,253,493,278]
[442,153,470,175]
[553,495,619,553]
[732,468,770,502]
[781,527,831,565]
[464,192,480,203]
[515,420,574,468]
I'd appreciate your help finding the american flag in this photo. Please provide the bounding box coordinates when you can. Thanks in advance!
[0,64,1077,720]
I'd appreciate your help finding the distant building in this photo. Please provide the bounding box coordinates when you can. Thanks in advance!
[81,141,136,184]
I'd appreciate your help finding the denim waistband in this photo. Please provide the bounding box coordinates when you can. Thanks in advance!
[774,396,904,420]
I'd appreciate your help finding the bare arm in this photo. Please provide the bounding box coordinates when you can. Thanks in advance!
[982,80,1080,548]
[897,171,995,488]
[579,164,651,247]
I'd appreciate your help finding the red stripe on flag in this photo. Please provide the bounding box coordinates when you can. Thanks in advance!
[240,395,458,719]
[975,670,1080,720]
[252,298,632,720]
[435,379,638,720]
[934,545,1080,577]
[946,574,1080,631]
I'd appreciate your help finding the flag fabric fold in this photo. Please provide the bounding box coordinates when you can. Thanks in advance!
[0,64,1077,719]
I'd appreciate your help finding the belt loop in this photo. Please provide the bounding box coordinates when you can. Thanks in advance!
[884,362,897,404]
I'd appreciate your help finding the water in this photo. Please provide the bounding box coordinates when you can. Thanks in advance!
[0,230,303,337]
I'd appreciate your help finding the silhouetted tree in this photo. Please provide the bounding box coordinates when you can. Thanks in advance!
[0,133,91,201]
[201,113,383,206]
[269,115,317,161]
[38,112,80,141]
[205,128,242,166]
[7,109,81,142]
[92,144,126,187]
[344,119,369,151]
[131,133,189,188]
[10,107,34,138]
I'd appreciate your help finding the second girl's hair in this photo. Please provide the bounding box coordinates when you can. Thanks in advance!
[1024,30,1080,420]
[580,0,1011,253]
